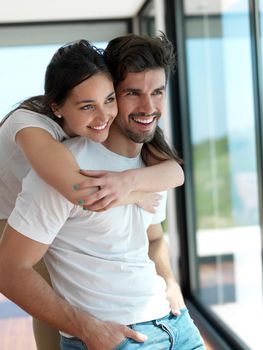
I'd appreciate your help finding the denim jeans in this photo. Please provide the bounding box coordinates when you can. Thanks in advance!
[60,308,205,350]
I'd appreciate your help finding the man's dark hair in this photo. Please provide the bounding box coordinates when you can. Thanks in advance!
[104,33,182,164]
[104,32,175,85]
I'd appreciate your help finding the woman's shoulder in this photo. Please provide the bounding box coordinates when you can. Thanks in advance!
[4,108,67,141]
[11,108,52,122]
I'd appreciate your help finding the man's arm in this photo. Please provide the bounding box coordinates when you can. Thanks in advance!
[147,223,185,315]
[0,225,146,350]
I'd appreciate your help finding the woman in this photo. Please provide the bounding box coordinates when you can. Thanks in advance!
[0,39,184,350]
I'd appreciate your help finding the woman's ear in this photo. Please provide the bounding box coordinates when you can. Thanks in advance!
[50,103,62,118]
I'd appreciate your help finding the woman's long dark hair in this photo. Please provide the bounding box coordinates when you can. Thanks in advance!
[1,40,111,126]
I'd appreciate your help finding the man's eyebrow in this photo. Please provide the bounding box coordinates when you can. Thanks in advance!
[122,85,166,93]
[122,88,141,93]
[154,85,166,91]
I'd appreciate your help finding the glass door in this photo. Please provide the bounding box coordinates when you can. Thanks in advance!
[180,1,263,348]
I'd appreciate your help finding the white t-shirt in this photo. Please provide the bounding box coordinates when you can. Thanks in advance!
[0,109,68,218]
[9,137,170,334]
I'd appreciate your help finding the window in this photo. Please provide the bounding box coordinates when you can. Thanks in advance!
[138,0,155,36]
[174,1,263,348]
[0,21,127,120]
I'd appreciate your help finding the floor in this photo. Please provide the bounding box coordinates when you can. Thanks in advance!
[0,294,36,350]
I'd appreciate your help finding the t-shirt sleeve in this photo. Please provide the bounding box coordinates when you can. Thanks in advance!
[8,109,66,143]
[8,170,74,244]
[151,191,167,225]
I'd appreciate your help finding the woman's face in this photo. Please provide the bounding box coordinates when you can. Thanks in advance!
[54,73,117,143]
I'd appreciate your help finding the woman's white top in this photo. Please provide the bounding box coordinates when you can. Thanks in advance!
[0,109,68,219]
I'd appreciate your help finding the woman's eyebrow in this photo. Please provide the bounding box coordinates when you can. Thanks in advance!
[75,99,95,105]
[106,91,116,98]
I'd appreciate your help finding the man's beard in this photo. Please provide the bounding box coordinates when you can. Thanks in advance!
[117,112,160,143]
[121,123,157,143]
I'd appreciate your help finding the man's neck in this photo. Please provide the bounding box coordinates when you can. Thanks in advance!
[103,124,142,158]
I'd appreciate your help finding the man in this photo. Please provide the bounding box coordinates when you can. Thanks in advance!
[0,34,204,350]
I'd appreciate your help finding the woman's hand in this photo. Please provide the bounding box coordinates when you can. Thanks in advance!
[136,193,162,213]
[74,169,134,211]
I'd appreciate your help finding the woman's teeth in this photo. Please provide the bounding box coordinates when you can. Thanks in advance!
[89,123,107,130]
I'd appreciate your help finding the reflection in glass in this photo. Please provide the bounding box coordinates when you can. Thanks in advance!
[183,0,263,348]
[138,0,155,36]
[0,45,60,120]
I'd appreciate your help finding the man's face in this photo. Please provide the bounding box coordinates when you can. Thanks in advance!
[114,68,166,143]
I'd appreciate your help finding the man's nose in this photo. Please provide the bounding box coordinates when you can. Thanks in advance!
[140,96,155,115]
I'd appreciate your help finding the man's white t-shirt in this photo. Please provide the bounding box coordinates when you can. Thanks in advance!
[0,109,68,218]
[8,137,170,334]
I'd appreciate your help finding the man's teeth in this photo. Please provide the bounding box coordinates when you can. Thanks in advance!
[133,117,154,124]
[90,123,107,130]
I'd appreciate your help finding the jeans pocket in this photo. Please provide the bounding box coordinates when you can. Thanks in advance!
[171,311,205,349]
[60,336,88,350]
[112,337,129,350]
[179,307,188,312]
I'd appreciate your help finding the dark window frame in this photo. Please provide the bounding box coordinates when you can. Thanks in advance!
[165,0,263,349]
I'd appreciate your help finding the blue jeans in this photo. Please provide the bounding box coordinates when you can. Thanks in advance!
[60,308,205,350]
